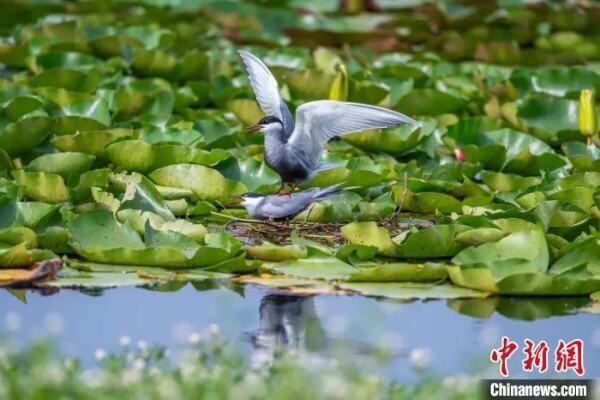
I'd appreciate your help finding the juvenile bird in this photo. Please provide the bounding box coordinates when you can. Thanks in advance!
[239,50,418,195]
[238,183,343,220]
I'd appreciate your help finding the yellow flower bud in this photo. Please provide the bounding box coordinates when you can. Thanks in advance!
[579,89,597,137]
[329,63,348,101]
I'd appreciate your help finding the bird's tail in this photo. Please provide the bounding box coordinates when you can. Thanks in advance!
[307,162,343,181]
[314,162,342,173]
[313,182,346,201]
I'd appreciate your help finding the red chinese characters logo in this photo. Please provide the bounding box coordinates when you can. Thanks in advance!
[490,338,585,377]
[490,336,518,377]
[555,339,584,376]
[522,339,549,373]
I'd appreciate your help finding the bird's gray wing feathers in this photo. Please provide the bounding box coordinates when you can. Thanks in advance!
[258,195,309,219]
[288,100,417,166]
[238,50,294,136]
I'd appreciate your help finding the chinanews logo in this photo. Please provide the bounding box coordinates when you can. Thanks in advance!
[485,337,592,400]
[490,336,585,377]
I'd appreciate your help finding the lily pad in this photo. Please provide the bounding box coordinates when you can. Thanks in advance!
[149,164,247,202]
[13,170,70,203]
[28,152,96,178]
[338,282,489,300]
[0,116,53,155]
[269,255,358,281]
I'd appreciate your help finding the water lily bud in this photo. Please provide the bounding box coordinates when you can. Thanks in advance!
[329,63,348,101]
[454,148,465,162]
[579,89,597,138]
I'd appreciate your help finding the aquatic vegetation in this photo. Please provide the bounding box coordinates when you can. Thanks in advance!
[0,0,599,303]
[0,332,481,400]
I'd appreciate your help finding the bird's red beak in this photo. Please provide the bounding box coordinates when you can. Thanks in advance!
[245,124,263,133]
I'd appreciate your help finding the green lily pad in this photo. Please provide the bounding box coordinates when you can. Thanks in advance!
[0,116,53,155]
[13,170,70,203]
[395,224,469,259]
[247,243,307,261]
[30,68,99,93]
[51,129,139,156]
[346,262,448,282]
[269,255,358,281]
[511,66,600,97]
[562,142,600,172]
[28,152,96,178]
[394,89,467,115]
[341,222,396,255]
[517,95,584,144]
[338,282,489,300]
[549,235,600,275]
[39,269,162,289]
[451,220,548,281]
[105,140,154,172]
[450,266,600,296]
[68,210,239,268]
[149,164,246,202]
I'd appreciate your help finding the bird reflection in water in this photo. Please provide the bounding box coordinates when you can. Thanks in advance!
[246,293,399,370]
[249,294,326,352]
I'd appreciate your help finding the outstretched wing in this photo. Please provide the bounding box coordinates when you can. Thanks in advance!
[288,100,417,166]
[238,50,294,136]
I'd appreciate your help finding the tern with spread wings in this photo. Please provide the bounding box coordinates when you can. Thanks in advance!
[239,50,418,195]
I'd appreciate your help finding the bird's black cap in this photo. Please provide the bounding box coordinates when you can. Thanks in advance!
[239,192,263,198]
[258,116,283,125]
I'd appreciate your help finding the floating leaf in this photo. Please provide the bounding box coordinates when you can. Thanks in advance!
[30,68,99,93]
[394,89,467,115]
[517,95,584,144]
[270,255,357,281]
[562,141,600,172]
[51,129,139,156]
[395,224,469,259]
[105,140,155,172]
[68,210,238,267]
[112,172,174,221]
[149,164,246,202]
[226,99,264,126]
[346,262,448,282]
[341,222,396,255]
[28,152,96,178]
[40,269,161,289]
[549,235,600,275]
[13,170,70,203]
[247,243,307,261]
[452,221,548,281]
[0,116,52,155]
[338,282,488,300]
[511,67,600,97]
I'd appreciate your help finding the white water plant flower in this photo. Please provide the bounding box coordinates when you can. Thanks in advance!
[119,335,131,347]
[409,347,432,371]
[94,349,106,361]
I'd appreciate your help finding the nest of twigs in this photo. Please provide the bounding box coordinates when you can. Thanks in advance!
[223,216,435,247]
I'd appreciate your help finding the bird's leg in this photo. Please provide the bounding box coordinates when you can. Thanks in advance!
[274,182,286,195]
[278,184,298,197]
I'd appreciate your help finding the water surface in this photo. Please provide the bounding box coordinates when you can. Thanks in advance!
[1,284,598,380]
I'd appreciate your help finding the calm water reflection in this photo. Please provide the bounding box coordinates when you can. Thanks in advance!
[0,284,598,380]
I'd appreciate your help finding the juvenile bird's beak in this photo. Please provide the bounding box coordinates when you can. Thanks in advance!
[229,194,244,204]
[245,123,263,133]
